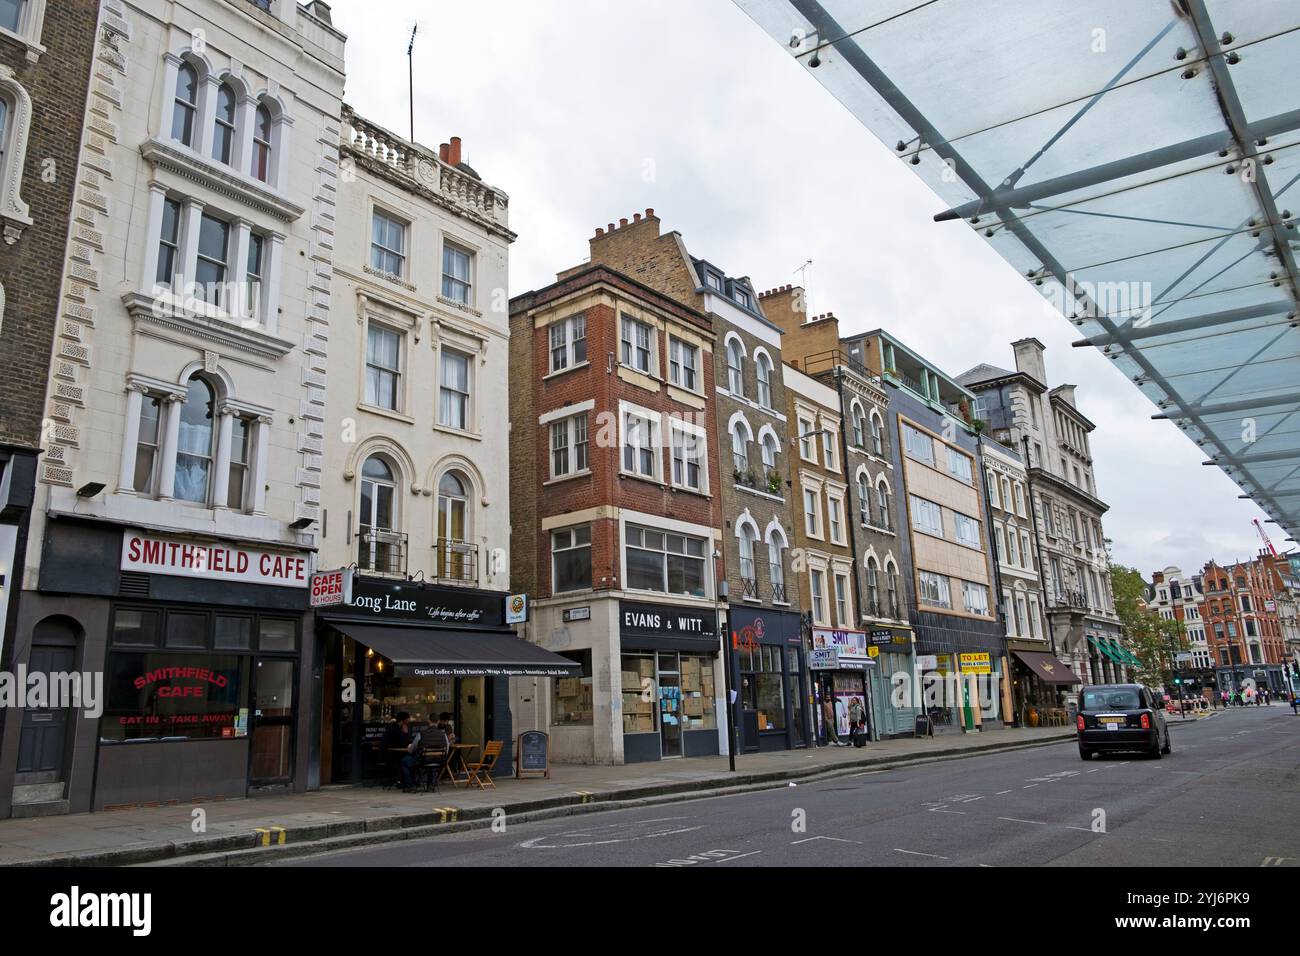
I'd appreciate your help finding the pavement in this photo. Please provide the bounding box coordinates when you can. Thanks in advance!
[0,720,1095,867]
[278,704,1300,868]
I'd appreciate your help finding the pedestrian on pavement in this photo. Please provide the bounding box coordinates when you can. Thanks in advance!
[822,696,841,747]
[1255,690,1262,706]
[1291,693,1299,715]
[848,696,866,745]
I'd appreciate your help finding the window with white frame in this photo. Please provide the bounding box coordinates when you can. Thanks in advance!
[171,60,199,147]
[803,487,821,537]
[1014,591,1027,634]
[875,481,892,530]
[731,423,749,473]
[987,470,1001,509]
[438,348,471,430]
[821,427,837,471]
[133,394,164,494]
[738,523,758,592]
[827,492,845,544]
[669,337,699,391]
[918,570,951,609]
[225,415,251,510]
[910,494,943,537]
[761,432,779,471]
[551,525,591,593]
[174,376,217,504]
[1005,525,1019,564]
[886,561,900,617]
[442,242,472,305]
[358,455,399,573]
[252,103,273,183]
[755,353,773,408]
[620,315,654,373]
[857,474,870,525]
[798,417,816,462]
[961,580,990,615]
[851,403,866,448]
[866,558,881,614]
[946,446,973,484]
[902,423,934,466]
[671,423,705,492]
[625,525,708,597]
[550,413,589,478]
[768,532,786,599]
[364,323,403,411]
[212,82,237,166]
[834,572,851,626]
[1020,531,1034,570]
[726,338,745,395]
[622,410,658,479]
[371,209,406,277]
[549,314,587,372]
[244,232,265,323]
[194,213,229,306]
[1013,482,1026,516]
[1028,597,1041,637]
[953,511,981,548]
[156,197,181,287]
[870,414,884,457]
[810,568,828,624]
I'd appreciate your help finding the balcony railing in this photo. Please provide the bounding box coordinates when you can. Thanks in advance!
[802,349,882,387]
[769,576,787,604]
[357,527,407,577]
[1050,588,1088,610]
[434,538,479,586]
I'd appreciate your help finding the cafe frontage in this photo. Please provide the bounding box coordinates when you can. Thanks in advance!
[0,518,314,817]
[312,575,578,785]
[728,607,808,752]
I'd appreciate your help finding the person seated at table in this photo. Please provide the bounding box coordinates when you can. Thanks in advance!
[382,711,418,791]
[436,712,457,746]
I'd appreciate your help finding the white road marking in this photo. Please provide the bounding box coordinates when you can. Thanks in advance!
[1087,769,1100,773]
[791,836,858,844]
[998,817,1047,825]
[996,789,1013,794]
[715,850,763,862]
[895,848,948,859]
[929,808,966,814]
[1023,784,1038,789]
[1065,826,1096,832]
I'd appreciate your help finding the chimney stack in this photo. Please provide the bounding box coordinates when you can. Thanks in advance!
[448,136,462,166]
[439,143,450,162]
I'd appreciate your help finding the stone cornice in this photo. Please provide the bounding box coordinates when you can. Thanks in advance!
[123,290,295,361]
[140,137,305,222]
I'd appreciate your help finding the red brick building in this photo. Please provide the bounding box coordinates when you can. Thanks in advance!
[1202,555,1288,695]
[510,263,726,764]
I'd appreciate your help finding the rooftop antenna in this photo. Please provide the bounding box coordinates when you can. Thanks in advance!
[407,23,418,143]
[794,259,812,317]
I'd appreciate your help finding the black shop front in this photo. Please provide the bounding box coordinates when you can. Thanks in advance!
[728,607,808,752]
[315,577,578,784]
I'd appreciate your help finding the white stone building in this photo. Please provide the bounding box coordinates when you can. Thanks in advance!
[2,0,347,815]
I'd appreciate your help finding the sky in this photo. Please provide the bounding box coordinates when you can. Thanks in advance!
[329,0,1282,578]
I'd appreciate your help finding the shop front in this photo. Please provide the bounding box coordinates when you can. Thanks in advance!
[619,600,723,763]
[1008,645,1080,726]
[867,625,916,738]
[0,519,314,817]
[809,628,875,743]
[728,607,807,752]
[315,576,578,784]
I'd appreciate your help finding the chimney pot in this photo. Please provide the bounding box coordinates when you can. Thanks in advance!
[645,208,654,217]
[439,143,450,161]
[449,136,462,166]
[620,217,628,227]
[633,213,641,222]
[595,227,605,237]
[607,223,615,232]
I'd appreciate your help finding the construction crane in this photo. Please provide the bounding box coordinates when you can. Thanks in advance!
[1253,518,1279,558]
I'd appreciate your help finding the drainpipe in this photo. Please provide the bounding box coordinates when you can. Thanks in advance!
[833,365,878,742]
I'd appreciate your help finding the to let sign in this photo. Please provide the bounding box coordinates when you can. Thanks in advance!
[310,568,354,607]
[122,534,310,588]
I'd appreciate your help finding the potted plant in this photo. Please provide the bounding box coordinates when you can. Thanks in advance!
[766,470,782,495]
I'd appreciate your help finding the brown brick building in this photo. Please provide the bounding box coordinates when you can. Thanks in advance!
[576,211,810,753]
[510,261,727,764]
[0,0,100,672]
[1203,555,1289,696]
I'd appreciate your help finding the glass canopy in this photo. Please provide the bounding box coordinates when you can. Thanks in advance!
[736,0,1300,546]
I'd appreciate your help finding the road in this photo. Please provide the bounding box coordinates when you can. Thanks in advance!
[277,704,1300,867]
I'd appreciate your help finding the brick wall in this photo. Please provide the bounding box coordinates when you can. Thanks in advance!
[0,2,100,449]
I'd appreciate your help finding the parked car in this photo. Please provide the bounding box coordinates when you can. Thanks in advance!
[1076,684,1170,760]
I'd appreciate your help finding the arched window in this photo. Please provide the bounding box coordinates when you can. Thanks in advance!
[851,403,866,448]
[755,352,772,408]
[359,456,398,573]
[726,339,745,396]
[875,480,892,531]
[172,61,199,147]
[885,560,900,617]
[738,523,758,598]
[866,556,880,614]
[870,414,884,457]
[857,473,870,525]
[252,103,273,182]
[437,471,474,583]
[732,423,748,473]
[174,376,215,503]
[767,530,787,602]
[212,82,236,164]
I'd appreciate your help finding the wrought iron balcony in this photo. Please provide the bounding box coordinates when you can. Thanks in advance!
[357,527,407,577]
[434,538,479,586]
[1050,588,1089,610]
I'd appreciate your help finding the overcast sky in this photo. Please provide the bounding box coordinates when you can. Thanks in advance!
[331,0,1282,578]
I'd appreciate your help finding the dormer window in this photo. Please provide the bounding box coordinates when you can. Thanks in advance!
[733,286,753,309]
[707,272,723,292]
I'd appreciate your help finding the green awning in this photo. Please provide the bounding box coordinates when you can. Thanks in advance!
[1116,644,1141,667]
[1089,636,1121,663]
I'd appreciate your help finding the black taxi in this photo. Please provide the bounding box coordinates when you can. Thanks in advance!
[1076,684,1170,760]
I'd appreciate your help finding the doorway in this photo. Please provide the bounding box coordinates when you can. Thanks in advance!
[658,652,682,758]
[16,642,75,785]
[250,658,295,784]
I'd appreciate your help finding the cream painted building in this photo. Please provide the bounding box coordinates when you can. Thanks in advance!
[3,0,347,815]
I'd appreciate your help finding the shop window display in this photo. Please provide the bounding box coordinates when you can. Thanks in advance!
[621,652,715,735]
[552,650,593,725]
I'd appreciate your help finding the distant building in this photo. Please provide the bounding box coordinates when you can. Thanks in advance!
[1147,568,1211,699]
[1202,555,1288,695]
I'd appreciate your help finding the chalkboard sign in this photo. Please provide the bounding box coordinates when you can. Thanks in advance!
[517,730,550,778]
[914,713,932,738]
